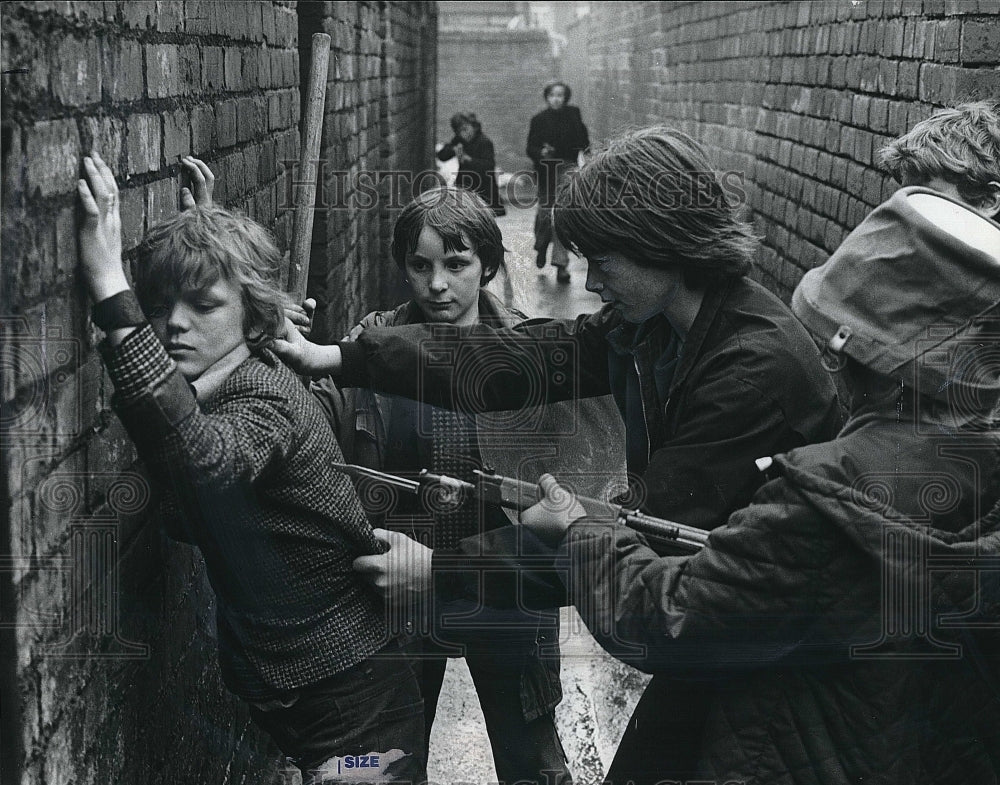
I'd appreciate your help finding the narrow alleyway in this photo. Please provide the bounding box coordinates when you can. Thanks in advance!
[425,201,651,785]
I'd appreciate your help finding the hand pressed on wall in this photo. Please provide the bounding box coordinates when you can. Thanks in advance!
[77,151,128,303]
[179,156,216,209]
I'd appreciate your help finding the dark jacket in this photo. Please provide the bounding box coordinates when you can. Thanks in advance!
[563,403,1000,783]
[340,275,843,532]
[437,131,504,212]
[526,105,589,166]
[102,325,388,699]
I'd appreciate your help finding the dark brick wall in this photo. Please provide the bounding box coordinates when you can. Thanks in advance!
[566,1,1000,299]
[304,0,438,344]
[0,2,435,783]
[438,29,556,174]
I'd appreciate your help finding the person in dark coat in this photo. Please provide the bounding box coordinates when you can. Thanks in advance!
[526,81,589,281]
[511,104,1000,784]
[274,127,842,783]
[521,183,1000,784]
[437,111,506,216]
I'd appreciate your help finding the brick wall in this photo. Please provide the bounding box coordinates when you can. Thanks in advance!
[303,0,438,344]
[438,29,556,174]
[0,2,435,783]
[569,0,1000,299]
[559,17,590,120]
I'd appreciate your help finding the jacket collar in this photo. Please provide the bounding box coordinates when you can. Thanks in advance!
[191,343,252,403]
[603,280,730,397]
[668,279,732,397]
[396,289,524,329]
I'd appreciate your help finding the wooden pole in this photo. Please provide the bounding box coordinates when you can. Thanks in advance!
[287,32,331,304]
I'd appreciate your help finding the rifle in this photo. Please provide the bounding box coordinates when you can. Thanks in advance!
[333,463,708,554]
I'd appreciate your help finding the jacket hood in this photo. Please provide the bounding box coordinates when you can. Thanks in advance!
[791,186,1000,408]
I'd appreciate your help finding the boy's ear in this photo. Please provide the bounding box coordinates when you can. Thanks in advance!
[981,182,1000,222]
[480,264,499,286]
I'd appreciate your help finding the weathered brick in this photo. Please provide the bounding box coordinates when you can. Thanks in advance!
[126,114,161,174]
[961,20,1000,63]
[146,44,180,99]
[224,47,242,90]
[119,186,145,252]
[122,0,155,29]
[241,46,260,86]
[954,66,1000,101]
[935,18,962,62]
[236,96,262,143]
[101,38,143,102]
[25,119,80,198]
[215,99,237,148]
[52,36,102,106]
[81,116,126,176]
[155,0,184,31]
[179,45,201,95]
[202,46,224,90]
[190,105,216,154]
[162,108,190,162]
[146,176,178,227]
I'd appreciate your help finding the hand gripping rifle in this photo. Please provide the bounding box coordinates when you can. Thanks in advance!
[333,464,708,554]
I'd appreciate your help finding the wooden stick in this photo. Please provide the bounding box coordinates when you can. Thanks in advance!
[287,32,331,303]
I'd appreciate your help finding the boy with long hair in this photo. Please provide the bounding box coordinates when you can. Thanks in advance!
[275,127,844,783]
[77,152,424,785]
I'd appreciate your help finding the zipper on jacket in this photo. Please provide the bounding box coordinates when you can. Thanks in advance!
[634,356,652,465]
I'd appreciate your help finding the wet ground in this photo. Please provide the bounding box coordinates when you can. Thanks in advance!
[425,201,651,785]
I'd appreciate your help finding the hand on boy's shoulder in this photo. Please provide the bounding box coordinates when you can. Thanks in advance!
[284,298,316,338]
[272,316,342,378]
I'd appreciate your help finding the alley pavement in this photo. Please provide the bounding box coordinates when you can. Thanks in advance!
[426,201,651,785]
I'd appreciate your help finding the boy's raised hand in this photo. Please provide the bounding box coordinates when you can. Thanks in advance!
[179,156,215,209]
[78,151,129,302]
[272,316,342,377]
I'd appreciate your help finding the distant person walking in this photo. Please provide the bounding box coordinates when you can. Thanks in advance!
[527,81,589,282]
[437,111,506,216]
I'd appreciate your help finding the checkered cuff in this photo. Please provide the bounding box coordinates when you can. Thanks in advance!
[101,325,176,401]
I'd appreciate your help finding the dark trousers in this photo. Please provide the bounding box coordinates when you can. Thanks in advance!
[604,674,712,785]
[534,160,575,268]
[413,638,572,785]
[248,642,426,785]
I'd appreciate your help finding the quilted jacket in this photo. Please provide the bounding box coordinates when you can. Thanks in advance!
[562,397,1000,784]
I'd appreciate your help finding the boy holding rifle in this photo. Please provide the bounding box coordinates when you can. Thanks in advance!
[519,105,1000,781]
[275,126,842,783]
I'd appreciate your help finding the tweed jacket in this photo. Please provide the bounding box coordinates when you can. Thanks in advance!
[102,324,389,698]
